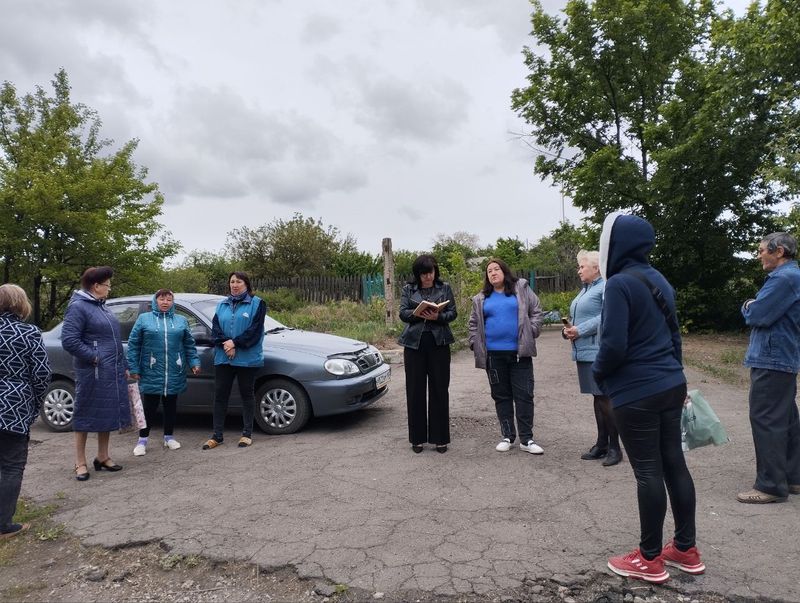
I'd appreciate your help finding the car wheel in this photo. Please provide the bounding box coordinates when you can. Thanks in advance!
[254,379,311,435]
[41,380,75,432]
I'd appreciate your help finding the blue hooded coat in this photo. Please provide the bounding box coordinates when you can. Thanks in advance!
[127,295,201,395]
[592,213,686,407]
[61,290,131,432]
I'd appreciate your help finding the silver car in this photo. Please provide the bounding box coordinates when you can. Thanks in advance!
[41,293,391,434]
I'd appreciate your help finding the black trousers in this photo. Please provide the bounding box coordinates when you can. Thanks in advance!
[613,383,696,559]
[0,431,28,532]
[404,332,450,445]
[749,368,800,497]
[213,364,259,440]
[139,393,178,438]
[486,352,534,444]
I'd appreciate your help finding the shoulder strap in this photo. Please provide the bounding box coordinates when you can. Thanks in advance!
[622,269,679,335]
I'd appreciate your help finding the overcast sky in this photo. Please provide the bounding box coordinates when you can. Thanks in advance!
[2,0,749,260]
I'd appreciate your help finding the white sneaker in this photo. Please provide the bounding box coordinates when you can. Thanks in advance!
[163,438,181,450]
[133,443,146,456]
[520,440,544,454]
[495,438,512,452]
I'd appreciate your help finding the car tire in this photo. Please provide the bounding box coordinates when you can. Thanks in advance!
[254,379,311,435]
[41,380,76,432]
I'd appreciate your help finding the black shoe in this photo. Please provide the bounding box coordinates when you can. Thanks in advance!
[411,444,423,453]
[435,445,448,454]
[93,458,123,471]
[74,464,90,481]
[580,445,608,460]
[602,448,623,466]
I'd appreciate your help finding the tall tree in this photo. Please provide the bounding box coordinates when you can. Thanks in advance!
[0,69,177,327]
[512,0,800,328]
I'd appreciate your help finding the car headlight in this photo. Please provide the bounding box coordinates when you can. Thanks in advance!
[324,358,361,376]
[367,345,384,363]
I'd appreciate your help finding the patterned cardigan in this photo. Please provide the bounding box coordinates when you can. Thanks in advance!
[0,312,51,435]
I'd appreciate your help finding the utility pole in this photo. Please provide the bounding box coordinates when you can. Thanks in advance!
[382,238,396,325]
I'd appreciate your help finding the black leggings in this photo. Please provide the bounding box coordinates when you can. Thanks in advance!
[139,393,178,438]
[613,383,696,559]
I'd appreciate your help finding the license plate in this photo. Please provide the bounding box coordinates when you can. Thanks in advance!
[375,369,390,388]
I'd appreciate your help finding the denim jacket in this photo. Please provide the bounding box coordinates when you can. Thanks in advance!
[743,260,800,374]
[397,281,457,350]
[568,277,604,362]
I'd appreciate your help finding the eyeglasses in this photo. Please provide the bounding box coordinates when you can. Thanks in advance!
[98,282,112,289]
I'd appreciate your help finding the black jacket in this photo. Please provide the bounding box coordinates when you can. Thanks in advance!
[397,281,457,349]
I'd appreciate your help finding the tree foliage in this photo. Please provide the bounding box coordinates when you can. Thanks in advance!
[512,0,800,328]
[0,69,177,327]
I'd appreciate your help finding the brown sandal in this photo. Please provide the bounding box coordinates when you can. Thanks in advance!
[238,436,252,448]
[202,438,222,450]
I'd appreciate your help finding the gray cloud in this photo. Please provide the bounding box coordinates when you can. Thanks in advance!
[301,13,343,44]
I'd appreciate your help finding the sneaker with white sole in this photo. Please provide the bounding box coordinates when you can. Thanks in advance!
[520,440,544,454]
[163,438,181,450]
[133,442,147,456]
[607,548,669,584]
[495,438,512,452]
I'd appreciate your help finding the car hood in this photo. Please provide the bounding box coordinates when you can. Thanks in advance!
[265,328,369,358]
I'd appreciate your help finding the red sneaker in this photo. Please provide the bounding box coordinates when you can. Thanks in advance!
[661,540,706,575]
[607,548,669,584]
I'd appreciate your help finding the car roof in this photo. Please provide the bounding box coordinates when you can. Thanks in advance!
[110,293,226,303]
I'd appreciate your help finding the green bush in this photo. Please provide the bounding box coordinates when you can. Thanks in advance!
[255,287,304,312]
[537,290,575,317]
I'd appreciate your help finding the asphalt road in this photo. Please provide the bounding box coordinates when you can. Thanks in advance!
[23,328,800,601]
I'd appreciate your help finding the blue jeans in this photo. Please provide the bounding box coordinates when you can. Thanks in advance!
[613,383,696,559]
[486,352,534,443]
[748,368,800,497]
[0,430,28,533]
[212,365,258,440]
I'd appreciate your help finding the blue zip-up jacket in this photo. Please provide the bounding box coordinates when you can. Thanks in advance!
[61,290,131,432]
[592,213,686,407]
[568,277,604,362]
[127,295,201,395]
[742,260,800,373]
[211,293,266,367]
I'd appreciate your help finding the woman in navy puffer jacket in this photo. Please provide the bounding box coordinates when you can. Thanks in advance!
[127,289,200,456]
[61,266,129,481]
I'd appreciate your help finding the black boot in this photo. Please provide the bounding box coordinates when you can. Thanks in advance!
[581,445,608,460]
[602,448,623,466]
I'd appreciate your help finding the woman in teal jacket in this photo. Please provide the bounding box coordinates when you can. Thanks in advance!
[562,250,621,466]
[203,272,266,450]
[127,289,201,456]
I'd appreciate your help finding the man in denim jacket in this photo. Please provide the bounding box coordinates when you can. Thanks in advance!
[738,232,800,504]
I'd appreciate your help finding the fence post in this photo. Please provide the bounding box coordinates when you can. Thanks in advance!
[382,238,397,325]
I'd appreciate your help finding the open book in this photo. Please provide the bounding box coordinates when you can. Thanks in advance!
[413,299,450,318]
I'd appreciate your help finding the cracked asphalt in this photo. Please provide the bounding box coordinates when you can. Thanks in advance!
[23,328,800,601]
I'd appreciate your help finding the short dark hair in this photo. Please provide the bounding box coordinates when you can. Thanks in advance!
[154,288,174,299]
[762,232,797,259]
[409,254,441,287]
[482,258,518,297]
[228,271,253,294]
[80,266,114,290]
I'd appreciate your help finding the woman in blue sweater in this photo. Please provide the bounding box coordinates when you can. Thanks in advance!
[593,213,703,584]
[127,289,201,456]
[563,250,621,466]
[469,259,544,454]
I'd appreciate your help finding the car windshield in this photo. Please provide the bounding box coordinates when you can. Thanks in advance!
[192,299,287,333]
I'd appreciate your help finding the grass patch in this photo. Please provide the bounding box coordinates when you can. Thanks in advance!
[12,499,57,524]
[2,580,48,599]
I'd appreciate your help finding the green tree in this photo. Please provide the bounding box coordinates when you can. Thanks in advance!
[227,213,344,278]
[432,231,480,273]
[161,250,235,293]
[512,0,799,328]
[0,69,177,327]
[331,237,381,276]
[527,222,592,275]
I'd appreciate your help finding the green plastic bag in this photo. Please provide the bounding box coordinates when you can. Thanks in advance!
[681,389,729,451]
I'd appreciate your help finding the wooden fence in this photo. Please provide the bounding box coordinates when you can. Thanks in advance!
[213,271,580,305]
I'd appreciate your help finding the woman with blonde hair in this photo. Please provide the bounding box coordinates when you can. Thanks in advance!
[0,284,51,539]
[562,250,621,466]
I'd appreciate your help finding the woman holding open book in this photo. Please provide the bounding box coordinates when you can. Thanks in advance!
[398,254,457,453]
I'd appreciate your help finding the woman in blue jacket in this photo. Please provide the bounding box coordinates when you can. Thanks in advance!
[203,272,266,450]
[62,266,129,481]
[562,250,621,466]
[593,213,703,584]
[127,289,201,456]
